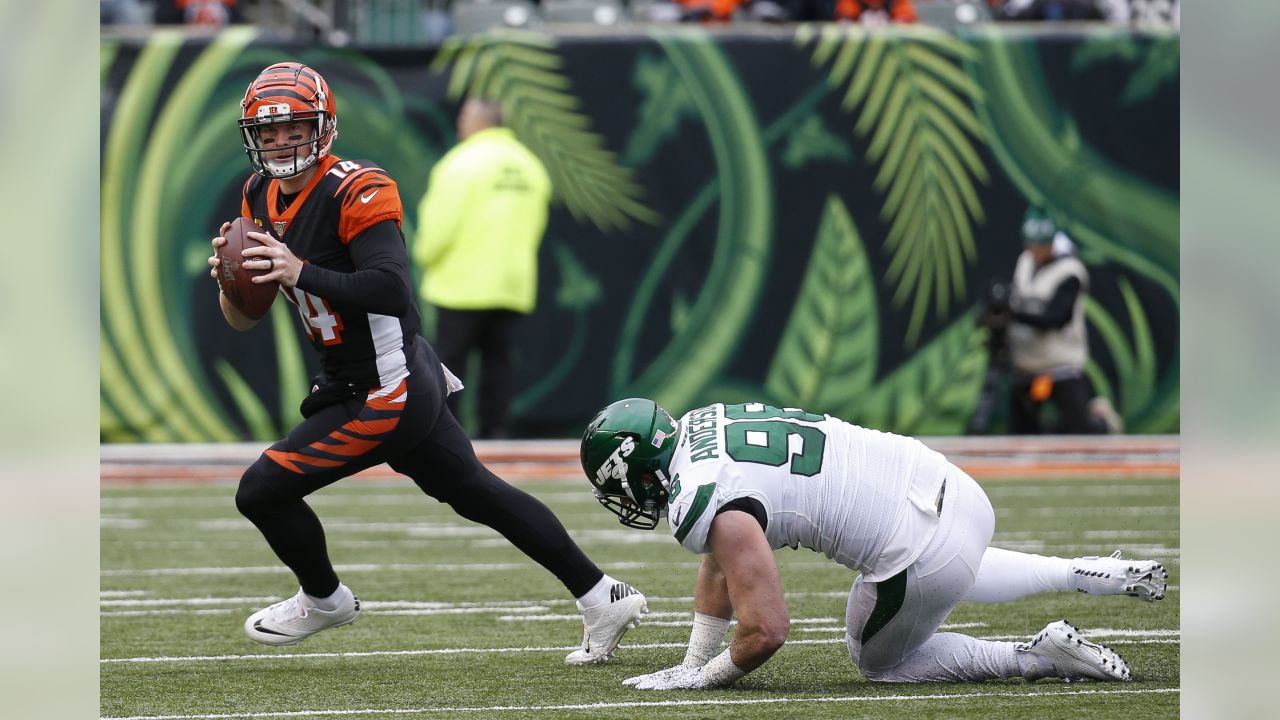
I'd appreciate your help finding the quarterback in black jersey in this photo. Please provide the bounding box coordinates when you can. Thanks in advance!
[206,62,646,662]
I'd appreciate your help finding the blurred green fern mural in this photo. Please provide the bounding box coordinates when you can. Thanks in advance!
[433,30,660,234]
[100,26,1178,441]
[799,24,990,347]
[765,196,879,411]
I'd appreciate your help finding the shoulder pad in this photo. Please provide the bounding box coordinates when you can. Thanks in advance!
[327,161,403,243]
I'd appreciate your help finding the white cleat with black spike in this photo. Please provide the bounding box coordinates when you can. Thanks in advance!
[1070,550,1168,601]
[1017,620,1131,682]
[244,585,360,646]
[564,583,648,665]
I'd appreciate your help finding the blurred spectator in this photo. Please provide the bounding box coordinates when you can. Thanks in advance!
[833,0,918,24]
[154,0,245,26]
[997,0,1104,20]
[1094,0,1130,22]
[1128,0,1178,26]
[1006,207,1121,434]
[997,0,1178,24]
[100,0,148,25]
[412,98,551,439]
[671,0,747,22]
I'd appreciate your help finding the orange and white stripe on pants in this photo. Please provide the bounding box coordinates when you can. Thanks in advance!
[265,379,408,474]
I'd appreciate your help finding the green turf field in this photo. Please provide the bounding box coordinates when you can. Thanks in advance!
[100,476,1179,719]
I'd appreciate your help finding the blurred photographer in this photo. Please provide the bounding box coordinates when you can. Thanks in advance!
[1005,207,1121,434]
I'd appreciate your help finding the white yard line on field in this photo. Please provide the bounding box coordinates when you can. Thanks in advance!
[100,687,1179,720]
[995,506,1177,517]
[96,592,932,616]
[982,485,1176,497]
[994,530,1180,540]
[103,609,236,617]
[101,596,278,607]
[101,633,1179,665]
[101,561,707,577]
[488,613,984,627]
[993,542,1180,558]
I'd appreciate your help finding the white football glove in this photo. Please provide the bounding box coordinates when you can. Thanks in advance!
[624,664,706,690]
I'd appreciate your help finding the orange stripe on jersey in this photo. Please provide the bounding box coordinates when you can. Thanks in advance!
[338,175,403,243]
[366,392,406,411]
[334,167,383,197]
[366,379,408,405]
[241,175,256,218]
[338,172,391,212]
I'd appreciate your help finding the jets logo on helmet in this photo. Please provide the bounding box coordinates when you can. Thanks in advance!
[580,398,680,530]
[594,436,636,488]
[239,62,338,179]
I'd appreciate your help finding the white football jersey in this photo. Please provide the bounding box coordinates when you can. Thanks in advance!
[665,403,949,582]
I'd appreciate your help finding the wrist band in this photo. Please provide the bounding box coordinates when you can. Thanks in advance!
[683,612,732,668]
[698,648,747,687]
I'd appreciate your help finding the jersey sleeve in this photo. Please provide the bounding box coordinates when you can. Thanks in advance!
[293,219,413,317]
[667,460,774,554]
[334,166,404,243]
[666,474,721,554]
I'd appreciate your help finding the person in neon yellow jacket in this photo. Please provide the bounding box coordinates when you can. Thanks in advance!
[412,98,552,438]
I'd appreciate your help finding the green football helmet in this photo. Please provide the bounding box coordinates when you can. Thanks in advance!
[580,398,679,530]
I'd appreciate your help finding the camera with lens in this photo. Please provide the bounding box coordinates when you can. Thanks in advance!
[967,279,1012,435]
[980,279,1011,332]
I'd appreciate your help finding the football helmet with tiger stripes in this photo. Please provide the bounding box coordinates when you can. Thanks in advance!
[580,398,679,530]
[239,62,338,179]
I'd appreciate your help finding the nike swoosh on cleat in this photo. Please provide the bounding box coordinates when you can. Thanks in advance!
[360,189,380,204]
[253,621,290,636]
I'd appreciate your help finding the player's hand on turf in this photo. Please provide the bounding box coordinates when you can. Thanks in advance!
[622,665,685,687]
[624,664,705,690]
[240,231,303,288]
[208,221,233,280]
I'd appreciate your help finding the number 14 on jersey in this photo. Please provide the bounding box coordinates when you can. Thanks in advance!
[288,286,344,345]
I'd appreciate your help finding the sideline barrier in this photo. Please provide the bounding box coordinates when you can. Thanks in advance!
[101,435,1180,482]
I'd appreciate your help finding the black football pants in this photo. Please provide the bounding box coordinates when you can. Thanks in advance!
[234,371,601,598]
[433,307,522,439]
[1009,374,1108,435]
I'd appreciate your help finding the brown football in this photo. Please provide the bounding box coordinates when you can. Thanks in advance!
[216,217,278,320]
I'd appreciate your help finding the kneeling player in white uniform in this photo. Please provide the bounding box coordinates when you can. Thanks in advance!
[579,399,1168,689]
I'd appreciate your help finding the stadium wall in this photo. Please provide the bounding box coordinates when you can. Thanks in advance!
[100,25,1179,441]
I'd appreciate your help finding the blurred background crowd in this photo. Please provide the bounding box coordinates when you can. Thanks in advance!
[102,0,1179,45]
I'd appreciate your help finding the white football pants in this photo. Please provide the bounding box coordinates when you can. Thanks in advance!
[843,467,1072,682]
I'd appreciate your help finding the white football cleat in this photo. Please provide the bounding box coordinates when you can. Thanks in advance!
[245,585,360,646]
[565,583,648,665]
[1070,550,1168,601]
[1017,620,1131,682]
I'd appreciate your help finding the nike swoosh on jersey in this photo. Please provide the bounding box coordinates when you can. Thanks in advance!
[360,189,380,204]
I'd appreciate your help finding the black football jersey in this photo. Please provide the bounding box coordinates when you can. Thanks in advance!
[241,154,426,390]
